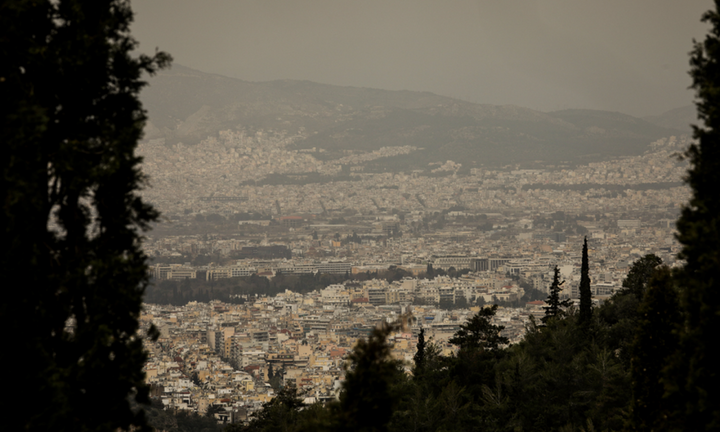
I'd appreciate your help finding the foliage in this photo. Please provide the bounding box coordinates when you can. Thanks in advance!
[143,399,223,432]
[596,254,664,368]
[579,237,593,326]
[232,249,687,432]
[244,385,306,432]
[621,254,662,300]
[628,266,681,431]
[413,328,426,374]
[1,0,169,430]
[667,2,720,429]
[337,322,405,432]
[449,305,509,352]
[542,266,572,324]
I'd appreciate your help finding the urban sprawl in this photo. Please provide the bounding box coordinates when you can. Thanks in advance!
[137,132,690,424]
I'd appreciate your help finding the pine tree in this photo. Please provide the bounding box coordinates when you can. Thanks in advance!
[667,2,720,428]
[1,1,170,430]
[449,304,509,351]
[579,237,593,325]
[542,266,571,324]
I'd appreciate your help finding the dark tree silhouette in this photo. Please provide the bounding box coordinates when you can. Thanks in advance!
[621,254,662,300]
[542,266,571,324]
[413,328,426,374]
[578,237,593,326]
[629,267,681,431]
[667,2,720,428]
[338,322,403,432]
[449,305,508,351]
[1,0,170,430]
[244,385,306,432]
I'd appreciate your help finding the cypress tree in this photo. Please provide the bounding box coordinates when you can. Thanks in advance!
[1,1,170,430]
[579,237,593,325]
[667,2,720,429]
[413,328,426,374]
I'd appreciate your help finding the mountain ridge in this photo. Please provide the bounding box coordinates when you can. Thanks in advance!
[141,64,685,168]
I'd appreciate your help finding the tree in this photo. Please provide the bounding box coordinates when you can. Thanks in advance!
[1,1,170,430]
[205,404,226,420]
[667,2,720,428]
[621,254,662,300]
[542,266,571,324]
[449,305,509,351]
[337,322,403,432]
[413,328,426,374]
[578,237,593,325]
[455,295,469,309]
[245,385,306,432]
[439,297,455,310]
[628,267,681,431]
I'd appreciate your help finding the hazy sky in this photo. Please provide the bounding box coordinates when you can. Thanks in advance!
[131,0,711,117]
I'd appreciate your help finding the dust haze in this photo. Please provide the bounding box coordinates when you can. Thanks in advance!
[131,0,710,117]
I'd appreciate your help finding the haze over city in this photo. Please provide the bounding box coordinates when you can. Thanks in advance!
[132,0,709,117]
[8,0,719,430]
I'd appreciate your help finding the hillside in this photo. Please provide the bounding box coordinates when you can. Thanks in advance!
[643,105,697,133]
[141,65,684,169]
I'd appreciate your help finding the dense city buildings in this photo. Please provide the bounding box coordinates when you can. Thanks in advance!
[139,132,690,424]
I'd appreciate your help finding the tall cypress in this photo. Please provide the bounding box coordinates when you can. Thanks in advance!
[667,2,720,429]
[578,237,593,325]
[413,327,426,374]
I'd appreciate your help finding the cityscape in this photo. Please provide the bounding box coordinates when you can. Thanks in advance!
[8,2,719,430]
[138,132,692,424]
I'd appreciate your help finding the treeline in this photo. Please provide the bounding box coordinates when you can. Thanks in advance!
[221,252,691,432]
[145,273,350,305]
[145,265,468,306]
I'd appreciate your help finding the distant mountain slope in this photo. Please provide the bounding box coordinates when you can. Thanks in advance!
[642,105,697,133]
[141,64,684,168]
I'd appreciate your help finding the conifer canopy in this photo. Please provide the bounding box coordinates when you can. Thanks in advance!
[1,1,170,430]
